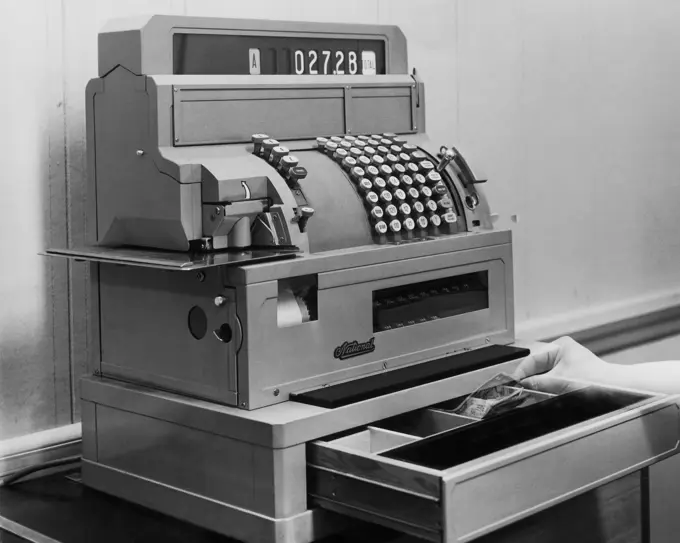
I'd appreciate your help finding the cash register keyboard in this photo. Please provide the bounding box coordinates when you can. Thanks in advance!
[315,133,462,242]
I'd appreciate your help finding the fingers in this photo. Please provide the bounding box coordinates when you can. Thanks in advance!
[512,344,560,381]
[522,374,571,394]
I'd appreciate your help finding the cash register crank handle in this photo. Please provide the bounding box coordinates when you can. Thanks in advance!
[438,145,487,188]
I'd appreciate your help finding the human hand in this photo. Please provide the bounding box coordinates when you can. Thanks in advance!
[512,337,609,394]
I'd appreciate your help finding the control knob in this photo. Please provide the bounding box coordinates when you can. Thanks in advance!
[374,221,388,235]
[403,217,416,231]
[270,146,289,167]
[279,155,299,174]
[288,166,308,185]
[296,206,315,232]
[261,139,279,161]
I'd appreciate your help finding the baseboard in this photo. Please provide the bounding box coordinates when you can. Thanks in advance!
[516,287,680,345]
[0,423,81,478]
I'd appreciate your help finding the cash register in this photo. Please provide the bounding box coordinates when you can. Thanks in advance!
[47,14,680,543]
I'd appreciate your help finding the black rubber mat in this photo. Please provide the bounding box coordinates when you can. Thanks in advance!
[291,345,530,408]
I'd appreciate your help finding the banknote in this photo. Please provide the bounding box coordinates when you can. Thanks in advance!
[451,372,527,419]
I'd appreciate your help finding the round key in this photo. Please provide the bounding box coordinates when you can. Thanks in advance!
[355,140,367,149]
[407,163,419,175]
[358,135,370,141]
[358,178,373,192]
[373,177,387,190]
[377,145,390,155]
[351,166,366,180]
[370,206,384,220]
[425,199,438,212]
[350,147,363,159]
[407,187,420,201]
[400,174,413,186]
[411,151,427,162]
[380,164,392,177]
[389,219,402,233]
[420,186,433,198]
[387,176,400,189]
[364,146,376,156]
[417,216,429,229]
[438,195,454,209]
[399,202,412,215]
[402,143,418,154]
[251,134,269,155]
[420,160,435,173]
[344,135,357,142]
[270,146,289,166]
[342,156,357,170]
[413,201,425,214]
[434,182,448,195]
[261,139,279,160]
[430,214,442,227]
[366,191,379,205]
[371,134,382,140]
[358,155,371,168]
[394,188,407,202]
[333,148,349,162]
[330,136,343,143]
[279,155,299,174]
[380,190,393,203]
[315,136,329,148]
[289,166,307,183]
[392,136,407,145]
[385,204,398,217]
[380,138,393,147]
[393,163,406,175]
[403,217,416,231]
[374,221,388,235]
[385,153,399,166]
[366,165,380,177]
[414,173,427,186]
[442,212,457,224]
[367,139,380,147]
[382,132,397,140]
[390,145,402,155]
[324,141,339,156]
[426,171,442,185]
[371,155,385,166]
[340,141,352,151]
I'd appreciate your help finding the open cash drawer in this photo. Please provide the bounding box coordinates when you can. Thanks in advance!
[308,382,680,542]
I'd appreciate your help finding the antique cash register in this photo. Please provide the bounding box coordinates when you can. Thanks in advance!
[47,15,680,543]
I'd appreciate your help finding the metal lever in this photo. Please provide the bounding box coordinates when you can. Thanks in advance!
[437,147,456,173]
[293,206,315,232]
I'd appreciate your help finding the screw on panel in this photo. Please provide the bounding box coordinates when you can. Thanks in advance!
[240,402,246,408]
[273,389,280,397]
[485,337,491,344]
[215,206,222,215]
[174,88,179,92]
[214,296,227,307]
[136,149,145,156]
[175,137,179,142]
[382,362,387,370]
[196,271,206,282]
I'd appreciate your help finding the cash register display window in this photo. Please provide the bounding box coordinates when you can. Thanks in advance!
[373,272,489,332]
[173,34,386,75]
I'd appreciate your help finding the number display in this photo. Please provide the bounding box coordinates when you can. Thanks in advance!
[292,49,367,75]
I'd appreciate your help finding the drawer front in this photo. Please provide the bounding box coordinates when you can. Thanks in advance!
[444,402,680,542]
[309,393,680,543]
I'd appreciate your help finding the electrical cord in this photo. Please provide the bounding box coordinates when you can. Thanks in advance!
[0,455,82,487]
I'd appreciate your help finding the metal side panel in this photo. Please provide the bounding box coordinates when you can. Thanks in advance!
[308,385,680,543]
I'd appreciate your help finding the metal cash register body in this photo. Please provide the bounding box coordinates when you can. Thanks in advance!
[48,15,680,543]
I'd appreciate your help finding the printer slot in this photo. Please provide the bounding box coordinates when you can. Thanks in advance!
[309,383,680,542]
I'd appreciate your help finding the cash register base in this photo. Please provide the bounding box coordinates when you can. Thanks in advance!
[78,341,680,543]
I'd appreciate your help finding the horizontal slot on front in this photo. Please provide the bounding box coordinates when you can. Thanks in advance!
[381,386,651,470]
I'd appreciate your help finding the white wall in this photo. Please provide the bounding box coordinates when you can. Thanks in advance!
[2,0,680,439]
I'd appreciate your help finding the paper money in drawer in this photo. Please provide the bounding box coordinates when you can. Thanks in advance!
[307,383,680,542]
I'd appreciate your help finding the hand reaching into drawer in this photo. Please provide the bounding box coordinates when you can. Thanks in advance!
[514,336,680,395]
